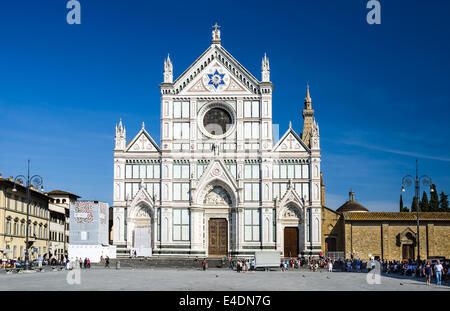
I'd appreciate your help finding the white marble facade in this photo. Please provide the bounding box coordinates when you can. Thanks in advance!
[113,26,322,258]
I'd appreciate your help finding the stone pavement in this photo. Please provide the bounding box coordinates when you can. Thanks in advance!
[0,267,449,291]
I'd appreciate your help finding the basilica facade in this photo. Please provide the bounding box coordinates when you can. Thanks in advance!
[112,25,323,258]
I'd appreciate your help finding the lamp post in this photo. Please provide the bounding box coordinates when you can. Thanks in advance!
[401,159,433,263]
[12,160,44,270]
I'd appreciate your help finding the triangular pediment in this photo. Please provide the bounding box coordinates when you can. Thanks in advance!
[129,186,155,217]
[196,159,238,192]
[180,59,254,95]
[273,127,310,152]
[280,186,305,207]
[126,128,160,153]
[174,45,260,95]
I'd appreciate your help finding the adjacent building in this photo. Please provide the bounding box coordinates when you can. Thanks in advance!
[47,190,80,260]
[0,176,50,261]
[322,190,450,261]
[69,200,114,261]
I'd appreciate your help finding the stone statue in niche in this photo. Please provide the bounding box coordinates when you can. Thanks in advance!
[136,207,151,218]
[283,204,301,219]
[204,185,232,206]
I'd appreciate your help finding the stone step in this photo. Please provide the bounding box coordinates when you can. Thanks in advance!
[93,257,227,269]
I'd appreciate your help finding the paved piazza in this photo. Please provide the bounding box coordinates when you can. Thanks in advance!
[0,268,449,291]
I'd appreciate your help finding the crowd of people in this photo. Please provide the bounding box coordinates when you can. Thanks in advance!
[381,259,449,285]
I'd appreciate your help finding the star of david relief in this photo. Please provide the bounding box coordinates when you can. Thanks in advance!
[208,70,225,88]
[203,185,232,206]
[203,68,229,93]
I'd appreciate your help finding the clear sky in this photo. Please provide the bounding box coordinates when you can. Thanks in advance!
[0,1,449,211]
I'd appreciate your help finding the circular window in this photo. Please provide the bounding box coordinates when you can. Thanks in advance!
[203,107,233,136]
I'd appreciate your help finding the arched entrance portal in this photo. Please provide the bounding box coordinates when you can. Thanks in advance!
[129,203,153,257]
[279,202,304,258]
[203,185,232,257]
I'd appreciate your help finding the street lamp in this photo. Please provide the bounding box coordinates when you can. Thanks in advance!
[401,159,432,263]
[12,160,44,270]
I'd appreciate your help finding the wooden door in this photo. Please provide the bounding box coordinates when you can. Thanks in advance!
[402,245,414,261]
[284,227,299,258]
[208,218,228,256]
[325,237,337,253]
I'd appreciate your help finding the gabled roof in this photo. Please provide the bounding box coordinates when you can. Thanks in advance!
[47,190,80,199]
[343,212,450,221]
[126,127,161,153]
[172,44,261,95]
[273,126,310,153]
[279,185,305,207]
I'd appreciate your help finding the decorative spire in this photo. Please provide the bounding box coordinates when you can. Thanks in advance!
[212,22,221,44]
[115,118,126,151]
[142,121,145,129]
[261,53,270,82]
[163,53,173,83]
[305,84,312,106]
[301,84,315,147]
[289,121,292,128]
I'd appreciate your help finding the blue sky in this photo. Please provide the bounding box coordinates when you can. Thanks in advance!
[0,1,449,211]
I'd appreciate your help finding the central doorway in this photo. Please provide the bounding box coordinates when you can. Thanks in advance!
[208,218,228,257]
[284,227,299,258]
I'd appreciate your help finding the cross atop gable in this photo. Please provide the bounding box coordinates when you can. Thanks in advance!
[273,127,309,153]
[126,128,160,153]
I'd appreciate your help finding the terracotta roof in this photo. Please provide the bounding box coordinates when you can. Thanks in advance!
[343,212,450,221]
[47,190,80,198]
[337,201,368,213]
[336,190,369,213]
[0,178,49,200]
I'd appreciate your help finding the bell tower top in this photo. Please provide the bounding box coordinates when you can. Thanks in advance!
[212,23,221,45]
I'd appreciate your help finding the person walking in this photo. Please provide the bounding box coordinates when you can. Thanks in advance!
[79,257,83,269]
[434,260,443,285]
[328,260,333,272]
[202,258,206,271]
[38,255,43,269]
[423,261,433,285]
[87,258,91,269]
[105,256,110,268]
[250,258,255,271]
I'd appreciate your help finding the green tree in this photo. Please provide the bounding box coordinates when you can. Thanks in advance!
[420,191,429,212]
[411,196,419,212]
[429,184,439,211]
[440,192,449,212]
